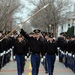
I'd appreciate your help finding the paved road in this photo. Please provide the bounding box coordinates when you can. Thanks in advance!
[0,58,75,75]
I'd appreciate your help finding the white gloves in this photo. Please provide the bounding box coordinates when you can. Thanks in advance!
[27,53,29,56]
[41,56,45,62]
[41,58,44,62]
[43,56,45,59]
[66,51,68,55]
[0,51,5,56]
[14,56,16,59]
[57,47,60,50]
[25,56,27,59]
[68,53,72,56]
[73,55,75,58]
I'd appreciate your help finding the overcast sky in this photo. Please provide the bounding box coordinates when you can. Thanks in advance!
[14,0,75,23]
[14,0,38,23]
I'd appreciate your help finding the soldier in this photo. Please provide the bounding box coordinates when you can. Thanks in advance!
[41,32,50,73]
[2,31,13,65]
[0,31,3,70]
[20,28,44,75]
[11,31,18,60]
[70,36,75,55]
[65,35,71,53]
[21,35,29,73]
[57,33,66,62]
[13,34,28,75]
[44,34,57,75]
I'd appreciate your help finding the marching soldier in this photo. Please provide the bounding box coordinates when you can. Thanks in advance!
[13,34,28,75]
[11,31,18,60]
[57,33,66,62]
[20,28,44,75]
[71,36,75,54]
[41,32,49,73]
[1,31,12,65]
[0,31,3,70]
[44,34,57,75]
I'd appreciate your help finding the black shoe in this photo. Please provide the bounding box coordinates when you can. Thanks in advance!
[49,74,53,75]
[22,69,24,73]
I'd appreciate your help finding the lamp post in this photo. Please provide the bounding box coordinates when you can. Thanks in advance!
[49,24,51,32]
[46,28,48,32]
[48,24,51,32]
[46,24,51,32]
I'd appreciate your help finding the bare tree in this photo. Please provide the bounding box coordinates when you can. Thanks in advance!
[22,23,32,33]
[0,0,22,33]
[27,0,72,37]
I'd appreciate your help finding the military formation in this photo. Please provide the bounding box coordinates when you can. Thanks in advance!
[57,33,75,73]
[0,28,75,75]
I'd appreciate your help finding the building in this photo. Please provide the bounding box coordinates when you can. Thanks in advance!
[57,4,75,36]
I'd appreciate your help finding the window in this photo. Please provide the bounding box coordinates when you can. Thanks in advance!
[68,24,70,27]
[61,26,63,30]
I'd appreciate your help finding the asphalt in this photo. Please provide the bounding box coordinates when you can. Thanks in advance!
[0,57,75,75]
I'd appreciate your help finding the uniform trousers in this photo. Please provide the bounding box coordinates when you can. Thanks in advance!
[0,56,2,69]
[31,54,40,75]
[41,57,48,73]
[46,54,56,75]
[16,55,24,75]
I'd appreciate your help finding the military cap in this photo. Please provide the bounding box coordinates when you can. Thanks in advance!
[44,32,49,36]
[29,32,34,35]
[60,33,63,35]
[17,34,22,38]
[33,29,41,34]
[5,31,11,35]
[41,32,45,36]
[49,34,53,38]
[13,30,17,35]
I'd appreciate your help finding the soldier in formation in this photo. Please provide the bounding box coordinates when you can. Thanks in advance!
[0,28,75,75]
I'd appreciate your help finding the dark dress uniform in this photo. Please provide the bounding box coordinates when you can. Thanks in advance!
[2,37,12,65]
[72,40,75,54]
[1,38,8,66]
[44,40,57,75]
[10,36,18,60]
[41,38,48,73]
[14,39,27,75]
[67,40,73,53]
[57,37,66,62]
[0,37,3,70]
[57,37,66,51]
[20,29,44,75]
